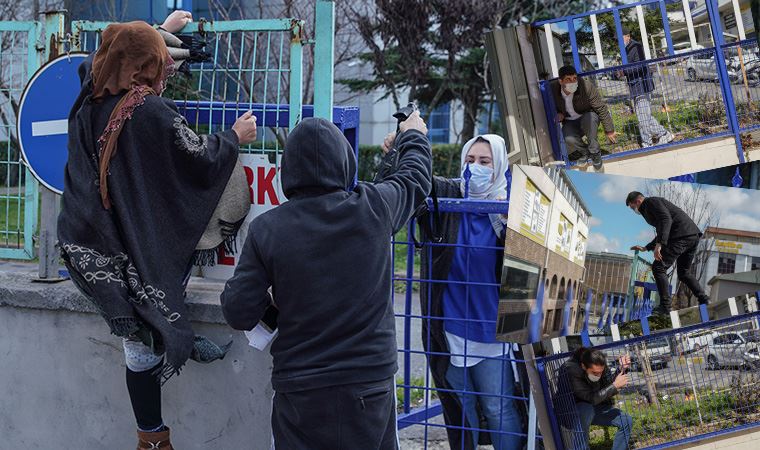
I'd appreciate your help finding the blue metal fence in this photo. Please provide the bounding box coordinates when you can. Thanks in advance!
[536,298,760,450]
[392,169,546,449]
[535,0,759,169]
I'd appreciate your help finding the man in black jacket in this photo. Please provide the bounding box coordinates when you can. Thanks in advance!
[627,191,711,315]
[564,347,632,450]
[622,27,673,148]
[220,113,432,449]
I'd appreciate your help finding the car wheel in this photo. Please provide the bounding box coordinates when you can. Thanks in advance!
[707,354,720,370]
[688,68,697,82]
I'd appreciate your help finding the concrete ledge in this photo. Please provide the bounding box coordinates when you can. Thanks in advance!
[0,269,230,324]
[667,426,760,450]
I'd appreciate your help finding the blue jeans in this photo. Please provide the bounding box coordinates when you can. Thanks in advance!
[576,402,633,450]
[445,357,523,450]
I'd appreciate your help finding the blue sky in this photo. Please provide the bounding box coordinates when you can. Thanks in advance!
[564,170,760,256]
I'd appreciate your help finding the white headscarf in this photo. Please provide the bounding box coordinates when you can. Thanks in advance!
[458,133,510,236]
[459,134,509,200]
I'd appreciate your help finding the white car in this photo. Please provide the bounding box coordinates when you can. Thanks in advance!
[685,48,718,82]
[706,330,760,370]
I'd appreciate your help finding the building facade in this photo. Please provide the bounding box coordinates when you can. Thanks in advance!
[497,165,591,342]
[700,227,760,297]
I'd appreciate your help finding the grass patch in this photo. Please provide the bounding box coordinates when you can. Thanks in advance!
[393,226,421,293]
[588,384,759,449]
[396,376,438,413]
[0,196,24,248]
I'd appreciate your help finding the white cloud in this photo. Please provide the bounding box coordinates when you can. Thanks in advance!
[715,213,760,233]
[598,176,647,203]
[587,232,621,253]
[588,216,602,228]
[635,228,655,243]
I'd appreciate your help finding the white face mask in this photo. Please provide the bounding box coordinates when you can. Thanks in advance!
[564,81,578,93]
[587,373,601,383]
[464,163,494,196]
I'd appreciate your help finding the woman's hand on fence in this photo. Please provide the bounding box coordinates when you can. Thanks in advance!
[233,111,257,145]
[555,112,565,123]
[161,10,193,33]
[631,245,646,252]
[613,372,629,389]
[381,132,396,154]
[606,131,617,144]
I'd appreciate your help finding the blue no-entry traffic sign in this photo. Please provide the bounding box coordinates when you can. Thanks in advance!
[17,52,88,194]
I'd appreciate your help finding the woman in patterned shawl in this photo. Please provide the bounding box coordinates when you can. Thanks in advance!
[57,14,258,450]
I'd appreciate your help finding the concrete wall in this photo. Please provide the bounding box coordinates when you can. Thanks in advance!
[574,135,760,179]
[0,269,274,450]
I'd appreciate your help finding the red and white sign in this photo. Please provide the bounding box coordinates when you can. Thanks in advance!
[200,154,286,280]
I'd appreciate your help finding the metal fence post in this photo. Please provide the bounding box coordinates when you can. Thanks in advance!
[289,19,304,130]
[313,0,334,120]
[37,10,66,280]
[706,0,746,164]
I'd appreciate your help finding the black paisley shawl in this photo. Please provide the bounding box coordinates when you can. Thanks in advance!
[58,55,240,377]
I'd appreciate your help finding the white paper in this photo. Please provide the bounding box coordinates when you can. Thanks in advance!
[244,323,278,351]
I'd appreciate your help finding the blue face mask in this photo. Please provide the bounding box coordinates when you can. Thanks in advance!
[464,163,494,196]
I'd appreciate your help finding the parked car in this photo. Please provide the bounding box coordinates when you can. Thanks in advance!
[685,47,718,82]
[679,329,717,354]
[610,338,672,372]
[706,330,760,371]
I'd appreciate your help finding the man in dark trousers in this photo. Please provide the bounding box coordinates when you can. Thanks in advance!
[552,65,617,171]
[220,112,432,449]
[627,191,710,315]
[622,27,673,148]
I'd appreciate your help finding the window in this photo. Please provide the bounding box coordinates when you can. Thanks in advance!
[717,252,736,274]
[752,257,760,271]
[500,257,540,300]
[167,0,183,8]
[421,102,451,144]
[552,308,563,331]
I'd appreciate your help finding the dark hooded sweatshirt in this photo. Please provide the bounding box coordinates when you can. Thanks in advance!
[220,118,432,392]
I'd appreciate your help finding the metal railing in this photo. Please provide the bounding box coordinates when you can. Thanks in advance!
[392,170,546,449]
[0,21,40,259]
[534,0,754,168]
[540,44,745,165]
[536,293,760,450]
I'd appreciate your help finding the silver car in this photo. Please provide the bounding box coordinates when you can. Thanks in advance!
[706,330,760,370]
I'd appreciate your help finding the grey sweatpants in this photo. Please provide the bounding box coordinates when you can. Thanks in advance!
[634,94,667,146]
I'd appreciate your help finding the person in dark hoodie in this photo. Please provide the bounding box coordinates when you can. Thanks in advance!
[220,113,432,449]
[626,192,710,315]
[621,27,673,148]
[57,15,256,450]
[564,347,632,450]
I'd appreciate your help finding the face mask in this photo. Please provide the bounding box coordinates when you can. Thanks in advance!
[565,82,578,93]
[587,373,601,383]
[463,163,494,196]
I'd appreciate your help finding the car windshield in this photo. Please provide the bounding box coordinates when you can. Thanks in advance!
[649,338,669,348]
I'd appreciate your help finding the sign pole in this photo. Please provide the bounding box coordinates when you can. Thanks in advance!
[38,10,66,281]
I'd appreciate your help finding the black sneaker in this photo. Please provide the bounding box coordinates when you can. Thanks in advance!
[651,305,671,317]
[591,153,603,170]
[697,295,710,305]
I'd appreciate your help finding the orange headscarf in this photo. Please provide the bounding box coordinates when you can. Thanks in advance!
[90,21,175,209]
